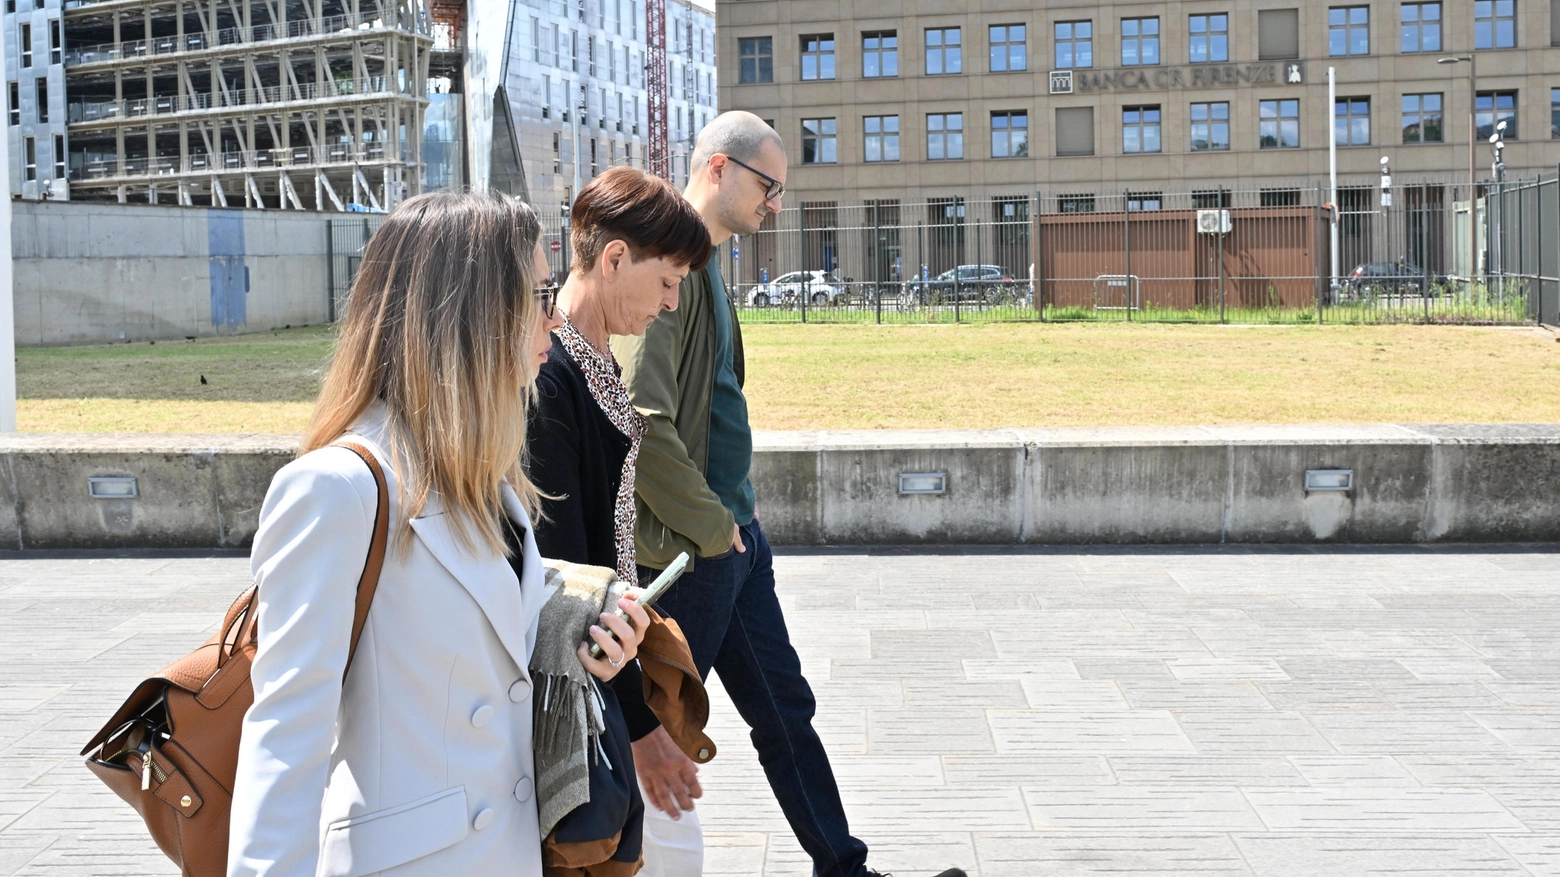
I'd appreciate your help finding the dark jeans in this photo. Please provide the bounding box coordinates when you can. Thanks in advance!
[641,520,870,877]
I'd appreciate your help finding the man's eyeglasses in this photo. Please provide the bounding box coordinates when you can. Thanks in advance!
[723,156,786,202]
[533,285,558,319]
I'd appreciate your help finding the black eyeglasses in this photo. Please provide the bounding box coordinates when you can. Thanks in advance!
[723,156,786,201]
[533,285,558,319]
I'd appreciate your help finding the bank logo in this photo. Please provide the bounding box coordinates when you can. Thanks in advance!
[1049,70,1074,94]
[1286,62,1305,83]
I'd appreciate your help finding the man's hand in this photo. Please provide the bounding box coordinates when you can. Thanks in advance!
[631,726,703,819]
[732,523,747,554]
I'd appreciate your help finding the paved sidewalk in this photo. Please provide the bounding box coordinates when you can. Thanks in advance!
[2,548,1559,876]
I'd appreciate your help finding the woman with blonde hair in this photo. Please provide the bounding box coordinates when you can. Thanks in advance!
[228,191,649,877]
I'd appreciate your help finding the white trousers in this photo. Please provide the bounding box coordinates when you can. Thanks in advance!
[638,782,704,877]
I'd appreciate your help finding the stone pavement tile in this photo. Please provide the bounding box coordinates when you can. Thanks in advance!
[1166,658,1292,682]
[1106,756,1307,787]
[941,755,1113,786]
[1285,756,1422,787]
[1122,606,1257,628]
[1072,658,1175,680]
[783,627,872,660]
[1483,787,1560,831]
[1174,712,1336,755]
[873,630,996,659]
[1455,631,1560,659]
[1395,658,1503,680]
[0,832,59,876]
[846,832,974,877]
[1034,628,1214,658]
[810,680,908,712]
[1233,834,1533,876]
[1486,660,1560,679]
[1398,755,1560,786]
[1241,788,1528,831]
[1274,658,1419,682]
[812,708,868,755]
[11,827,176,877]
[1192,629,1337,660]
[831,658,963,682]
[1467,713,1560,755]
[828,754,946,788]
[1017,679,1129,711]
[1314,630,1489,660]
[904,679,1028,710]
[1118,681,1276,711]
[839,787,1030,833]
[701,832,768,877]
[1492,834,1560,877]
[1306,711,1511,754]
[0,689,69,714]
[1371,681,1508,709]
[989,710,1195,755]
[1482,681,1560,707]
[1255,681,1393,711]
[868,709,992,754]
[1022,786,1266,830]
[972,832,1254,877]
[961,658,1080,681]
[0,790,50,834]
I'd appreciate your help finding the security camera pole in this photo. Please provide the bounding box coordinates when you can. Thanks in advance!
[0,33,15,432]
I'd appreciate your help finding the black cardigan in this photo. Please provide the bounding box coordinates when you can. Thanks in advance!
[526,334,658,739]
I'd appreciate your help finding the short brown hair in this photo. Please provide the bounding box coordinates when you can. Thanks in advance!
[570,166,711,273]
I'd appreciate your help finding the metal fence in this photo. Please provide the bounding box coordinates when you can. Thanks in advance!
[326,216,383,321]
[701,179,1555,326]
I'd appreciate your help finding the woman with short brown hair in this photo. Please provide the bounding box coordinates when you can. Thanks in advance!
[228,191,649,877]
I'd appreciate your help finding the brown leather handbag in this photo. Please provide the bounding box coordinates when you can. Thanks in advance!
[80,443,389,877]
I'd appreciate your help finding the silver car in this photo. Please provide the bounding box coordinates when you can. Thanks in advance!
[745,270,845,307]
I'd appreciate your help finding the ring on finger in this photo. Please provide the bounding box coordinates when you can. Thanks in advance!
[608,651,624,668]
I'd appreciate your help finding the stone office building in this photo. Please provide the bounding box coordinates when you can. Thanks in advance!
[717,0,1560,208]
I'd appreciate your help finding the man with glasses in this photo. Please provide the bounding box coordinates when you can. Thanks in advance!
[614,111,968,877]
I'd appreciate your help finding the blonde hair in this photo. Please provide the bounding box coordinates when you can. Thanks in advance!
[303,191,545,556]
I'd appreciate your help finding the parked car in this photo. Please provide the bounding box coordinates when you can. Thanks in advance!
[1341,261,1445,300]
[745,270,846,307]
[898,264,1021,307]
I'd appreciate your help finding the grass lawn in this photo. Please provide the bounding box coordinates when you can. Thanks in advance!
[16,322,1560,433]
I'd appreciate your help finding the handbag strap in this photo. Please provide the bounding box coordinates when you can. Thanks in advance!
[334,441,390,678]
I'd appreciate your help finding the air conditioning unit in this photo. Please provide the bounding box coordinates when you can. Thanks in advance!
[1197,209,1233,234]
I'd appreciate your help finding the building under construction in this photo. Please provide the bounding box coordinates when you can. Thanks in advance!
[6,0,431,209]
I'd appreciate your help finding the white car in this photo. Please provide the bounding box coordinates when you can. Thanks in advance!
[745,270,845,307]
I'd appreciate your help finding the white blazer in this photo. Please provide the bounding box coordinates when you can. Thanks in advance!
[229,406,548,877]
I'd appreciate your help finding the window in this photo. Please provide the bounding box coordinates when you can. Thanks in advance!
[23,136,35,181]
[1191,101,1230,150]
[49,20,61,64]
[864,115,899,161]
[1477,90,1518,137]
[738,37,772,83]
[34,78,46,123]
[588,36,597,77]
[570,30,578,72]
[53,133,63,178]
[1055,21,1093,68]
[531,16,541,62]
[1330,7,1370,55]
[553,132,561,172]
[1058,194,1095,213]
[1121,17,1160,65]
[1127,192,1162,211]
[863,30,898,77]
[1192,190,1233,208]
[1122,105,1161,153]
[800,34,835,80]
[1402,93,1443,142]
[547,23,560,66]
[1261,188,1301,206]
[1475,0,1516,48]
[801,118,837,163]
[1258,8,1301,59]
[1401,3,1442,51]
[989,24,1026,71]
[19,23,31,67]
[6,82,16,125]
[926,112,964,159]
[1260,99,1301,148]
[1056,106,1095,155]
[1335,97,1371,145]
[926,27,961,75]
[1189,14,1229,62]
[1553,88,1560,139]
[990,111,1029,157]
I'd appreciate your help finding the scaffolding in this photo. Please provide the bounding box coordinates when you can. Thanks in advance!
[60,0,432,210]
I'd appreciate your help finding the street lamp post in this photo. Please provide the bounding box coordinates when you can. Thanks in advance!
[1438,54,1477,286]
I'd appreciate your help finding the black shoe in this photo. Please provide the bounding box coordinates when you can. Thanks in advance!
[867,870,968,877]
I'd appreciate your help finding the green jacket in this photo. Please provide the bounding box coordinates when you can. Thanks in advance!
[612,263,745,571]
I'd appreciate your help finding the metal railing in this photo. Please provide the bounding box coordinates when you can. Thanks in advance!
[617,183,1551,326]
[67,77,397,123]
[68,142,407,181]
[63,11,425,65]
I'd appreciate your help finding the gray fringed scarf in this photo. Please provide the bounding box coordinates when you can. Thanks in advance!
[531,559,630,838]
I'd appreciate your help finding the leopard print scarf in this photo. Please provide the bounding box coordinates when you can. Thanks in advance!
[554,315,648,584]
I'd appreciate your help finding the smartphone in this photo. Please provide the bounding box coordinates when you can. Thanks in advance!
[588,552,689,659]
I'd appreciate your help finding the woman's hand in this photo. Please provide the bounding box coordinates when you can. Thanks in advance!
[577,592,651,682]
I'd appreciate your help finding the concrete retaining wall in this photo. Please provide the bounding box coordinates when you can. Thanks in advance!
[11,201,330,346]
[2,425,1558,549]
